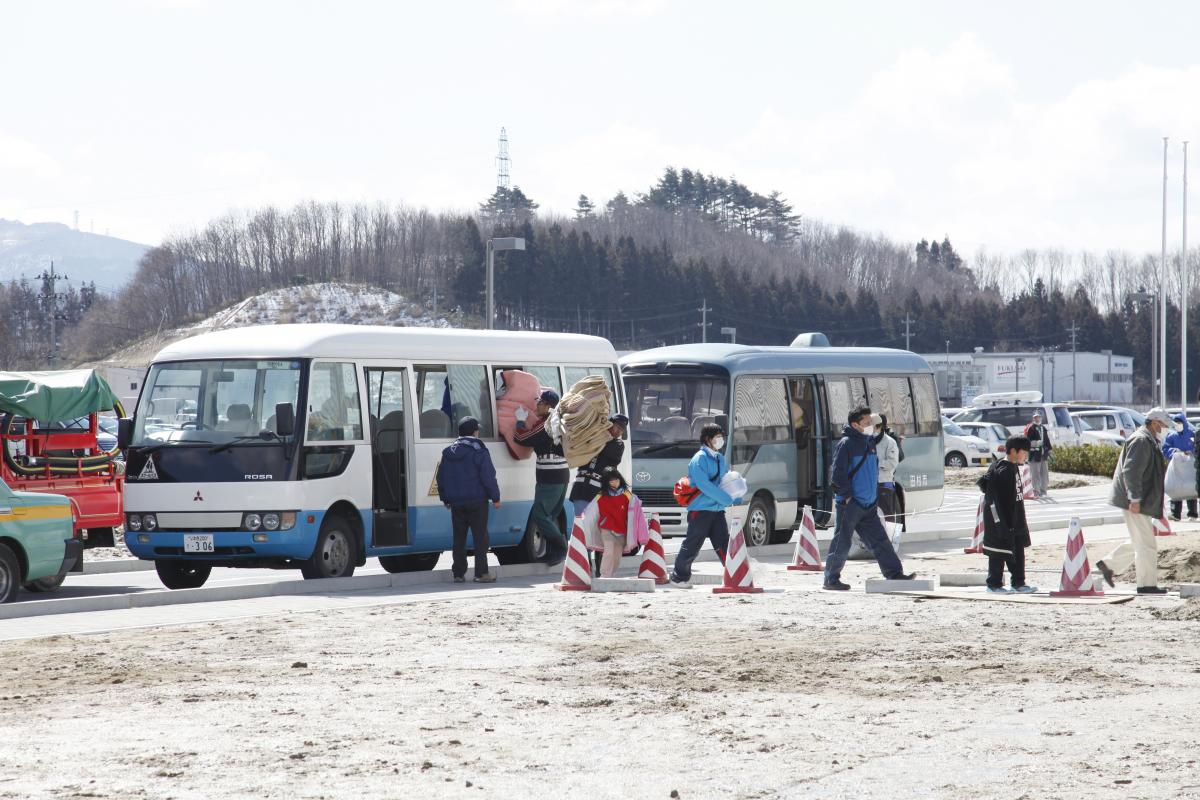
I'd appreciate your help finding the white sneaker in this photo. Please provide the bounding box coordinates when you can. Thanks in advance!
[668,578,693,589]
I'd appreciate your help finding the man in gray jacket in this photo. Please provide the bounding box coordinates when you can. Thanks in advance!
[1099,408,1171,594]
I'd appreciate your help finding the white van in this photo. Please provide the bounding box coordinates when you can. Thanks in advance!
[954,402,1078,446]
[942,416,993,468]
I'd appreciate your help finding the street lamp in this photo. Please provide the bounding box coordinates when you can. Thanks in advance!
[1015,356,1025,394]
[720,326,737,343]
[1129,291,1157,403]
[486,237,525,330]
[1101,348,1113,403]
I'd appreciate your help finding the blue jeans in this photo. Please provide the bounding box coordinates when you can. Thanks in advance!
[670,510,729,582]
[824,500,904,583]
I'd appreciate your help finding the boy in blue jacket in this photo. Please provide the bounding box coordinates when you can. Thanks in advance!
[823,406,913,590]
[668,423,742,588]
[437,417,502,583]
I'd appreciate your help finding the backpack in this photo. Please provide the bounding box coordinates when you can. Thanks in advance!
[673,459,721,507]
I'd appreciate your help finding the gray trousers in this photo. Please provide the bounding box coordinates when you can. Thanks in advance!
[1030,459,1049,494]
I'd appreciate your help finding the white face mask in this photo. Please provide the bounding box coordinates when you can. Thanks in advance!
[1176,423,1185,433]
[1155,426,1169,443]
[711,436,725,451]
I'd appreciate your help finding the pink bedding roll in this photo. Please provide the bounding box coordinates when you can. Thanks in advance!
[496,369,540,460]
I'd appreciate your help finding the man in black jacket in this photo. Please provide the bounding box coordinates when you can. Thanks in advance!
[514,390,568,565]
[979,435,1036,594]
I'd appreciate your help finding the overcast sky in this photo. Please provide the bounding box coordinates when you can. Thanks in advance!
[5,0,1200,256]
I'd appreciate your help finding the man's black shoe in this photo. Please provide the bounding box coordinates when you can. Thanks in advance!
[1096,560,1115,588]
[892,572,916,581]
[823,580,850,591]
[1137,586,1168,595]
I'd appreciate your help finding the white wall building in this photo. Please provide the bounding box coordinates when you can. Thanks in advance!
[922,350,1133,406]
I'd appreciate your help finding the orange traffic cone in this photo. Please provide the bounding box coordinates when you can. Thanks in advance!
[787,505,822,571]
[1018,465,1036,500]
[638,515,669,585]
[555,521,593,592]
[1049,518,1104,597]
[965,497,985,554]
[1153,516,1175,537]
[713,514,763,594]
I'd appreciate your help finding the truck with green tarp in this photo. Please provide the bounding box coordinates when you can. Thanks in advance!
[0,369,127,551]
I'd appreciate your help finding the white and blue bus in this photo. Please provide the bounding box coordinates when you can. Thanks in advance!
[121,324,628,589]
[620,336,944,546]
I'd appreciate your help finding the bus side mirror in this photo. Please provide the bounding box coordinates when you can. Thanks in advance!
[117,418,134,449]
[275,403,295,437]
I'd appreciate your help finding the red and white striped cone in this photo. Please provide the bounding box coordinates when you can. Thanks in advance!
[1018,464,1036,500]
[964,497,985,554]
[1049,517,1104,597]
[638,515,669,585]
[554,521,593,592]
[1153,516,1175,537]
[713,514,763,594]
[787,505,822,571]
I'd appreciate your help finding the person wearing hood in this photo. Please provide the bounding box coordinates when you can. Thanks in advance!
[1099,408,1171,594]
[978,435,1037,594]
[1163,412,1197,521]
[873,414,902,526]
[823,406,914,591]
[437,417,501,583]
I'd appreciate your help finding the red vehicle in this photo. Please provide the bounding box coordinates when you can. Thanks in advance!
[0,370,126,549]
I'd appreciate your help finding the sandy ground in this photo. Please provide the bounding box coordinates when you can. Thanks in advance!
[4,539,1200,800]
[943,467,1110,490]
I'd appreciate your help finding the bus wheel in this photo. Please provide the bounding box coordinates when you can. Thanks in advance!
[379,553,439,573]
[23,573,67,592]
[0,544,20,603]
[155,560,212,590]
[495,519,545,565]
[301,516,357,579]
[769,525,793,545]
[744,497,773,548]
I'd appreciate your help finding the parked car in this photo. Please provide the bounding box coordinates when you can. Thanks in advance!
[1068,408,1138,440]
[941,406,965,419]
[942,416,994,468]
[956,421,1010,460]
[0,477,80,602]
[954,402,1079,445]
[1070,412,1124,447]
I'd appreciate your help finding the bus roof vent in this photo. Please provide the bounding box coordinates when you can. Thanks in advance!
[790,332,831,348]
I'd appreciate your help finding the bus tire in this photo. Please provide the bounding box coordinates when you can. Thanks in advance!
[769,525,793,545]
[85,527,116,549]
[301,515,357,580]
[945,452,967,469]
[378,553,440,573]
[0,543,21,603]
[744,496,773,548]
[494,518,545,565]
[155,560,212,590]
[23,573,66,592]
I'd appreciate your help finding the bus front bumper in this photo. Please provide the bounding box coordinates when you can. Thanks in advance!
[125,524,320,562]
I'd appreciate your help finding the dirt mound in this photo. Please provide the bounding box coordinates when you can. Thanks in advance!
[1117,540,1200,583]
[1152,598,1200,621]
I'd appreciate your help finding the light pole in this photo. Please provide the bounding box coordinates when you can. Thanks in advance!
[1130,291,1157,402]
[1102,348,1113,403]
[720,326,737,343]
[486,237,525,330]
[1015,356,1025,394]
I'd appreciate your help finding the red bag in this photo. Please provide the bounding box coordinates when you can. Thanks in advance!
[673,476,699,507]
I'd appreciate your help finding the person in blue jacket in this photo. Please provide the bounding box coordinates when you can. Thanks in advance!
[1164,412,1197,521]
[823,406,914,590]
[437,417,502,583]
[668,422,742,588]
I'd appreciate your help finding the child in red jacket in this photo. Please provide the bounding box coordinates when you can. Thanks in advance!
[595,467,631,577]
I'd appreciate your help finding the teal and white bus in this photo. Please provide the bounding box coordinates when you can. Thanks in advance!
[620,336,944,546]
[121,324,628,589]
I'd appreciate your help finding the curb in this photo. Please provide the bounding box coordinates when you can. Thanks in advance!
[2,561,557,621]
[82,559,155,575]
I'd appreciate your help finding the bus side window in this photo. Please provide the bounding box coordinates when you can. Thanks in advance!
[825,378,852,438]
[910,374,939,436]
[415,365,495,439]
[307,362,363,442]
[888,377,915,437]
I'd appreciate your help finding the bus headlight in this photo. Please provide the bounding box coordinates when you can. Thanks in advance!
[280,512,296,531]
[142,514,158,531]
[127,514,142,532]
[262,512,281,531]
[244,513,262,531]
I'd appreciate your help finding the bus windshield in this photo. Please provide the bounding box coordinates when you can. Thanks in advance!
[133,359,302,447]
[625,374,729,458]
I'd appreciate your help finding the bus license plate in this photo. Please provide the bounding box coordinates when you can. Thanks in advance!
[184,534,214,553]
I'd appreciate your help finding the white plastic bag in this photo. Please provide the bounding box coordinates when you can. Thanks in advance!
[719,470,748,502]
[1166,452,1197,500]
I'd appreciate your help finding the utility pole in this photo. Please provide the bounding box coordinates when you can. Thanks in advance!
[1067,322,1080,400]
[903,313,915,351]
[698,298,712,343]
[1183,140,1190,410]
[37,261,68,367]
[1161,136,1170,407]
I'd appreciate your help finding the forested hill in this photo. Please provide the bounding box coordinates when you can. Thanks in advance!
[9,166,1185,398]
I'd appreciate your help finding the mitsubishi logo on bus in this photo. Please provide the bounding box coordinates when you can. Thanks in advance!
[193,491,204,502]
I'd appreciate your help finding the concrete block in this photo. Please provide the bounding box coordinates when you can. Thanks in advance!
[688,573,724,586]
[278,573,394,596]
[590,577,655,593]
[939,573,988,587]
[129,582,277,608]
[82,558,155,575]
[865,577,938,593]
[1179,584,1200,598]
[389,568,455,589]
[0,593,132,620]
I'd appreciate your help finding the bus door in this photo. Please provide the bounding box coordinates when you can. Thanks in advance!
[365,368,410,547]
[788,377,821,509]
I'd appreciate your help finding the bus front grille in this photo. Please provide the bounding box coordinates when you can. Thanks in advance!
[633,489,676,507]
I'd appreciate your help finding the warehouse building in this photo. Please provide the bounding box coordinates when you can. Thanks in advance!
[921,349,1134,406]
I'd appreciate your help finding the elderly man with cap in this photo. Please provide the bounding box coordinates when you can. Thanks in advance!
[823,406,914,590]
[436,417,501,584]
[1098,408,1171,594]
[1023,410,1053,498]
[514,389,569,565]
